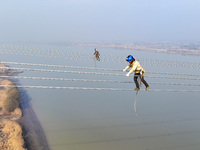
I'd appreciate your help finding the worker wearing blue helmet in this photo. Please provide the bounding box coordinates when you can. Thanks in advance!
[94,48,100,61]
[123,55,149,91]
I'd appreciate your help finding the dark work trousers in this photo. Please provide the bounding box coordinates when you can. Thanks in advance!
[134,73,149,88]
[95,54,100,61]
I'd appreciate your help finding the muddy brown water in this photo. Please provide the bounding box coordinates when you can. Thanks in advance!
[1,44,200,150]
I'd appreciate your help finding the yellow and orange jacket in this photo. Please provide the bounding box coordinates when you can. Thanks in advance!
[124,60,145,74]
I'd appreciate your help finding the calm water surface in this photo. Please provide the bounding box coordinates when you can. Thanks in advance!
[1,43,200,150]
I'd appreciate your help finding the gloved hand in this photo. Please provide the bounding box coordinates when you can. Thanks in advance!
[123,69,126,72]
[126,73,130,76]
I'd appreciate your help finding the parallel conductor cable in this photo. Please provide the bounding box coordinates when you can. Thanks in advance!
[1,50,200,69]
[1,44,200,68]
[0,84,200,92]
[0,75,128,83]
[1,66,200,80]
[0,61,121,72]
[1,76,200,87]
[1,61,200,77]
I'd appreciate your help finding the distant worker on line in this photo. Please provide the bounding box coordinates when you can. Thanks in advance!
[123,55,149,91]
[94,48,100,61]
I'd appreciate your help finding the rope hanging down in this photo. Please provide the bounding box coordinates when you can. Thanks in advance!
[0,85,200,92]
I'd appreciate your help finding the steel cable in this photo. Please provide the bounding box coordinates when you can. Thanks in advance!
[0,84,134,91]
[1,66,200,81]
[1,46,200,69]
[1,75,200,86]
[0,84,200,92]
[1,61,200,77]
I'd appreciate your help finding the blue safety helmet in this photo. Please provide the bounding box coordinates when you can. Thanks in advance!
[126,55,135,62]
[94,48,97,51]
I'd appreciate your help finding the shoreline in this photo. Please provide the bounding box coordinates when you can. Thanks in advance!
[0,63,49,150]
[18,86,50,150]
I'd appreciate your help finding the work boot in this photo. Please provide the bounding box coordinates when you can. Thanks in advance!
[146,86,149,90]
[135,88,140,91]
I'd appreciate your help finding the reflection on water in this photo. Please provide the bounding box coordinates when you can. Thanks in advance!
[1,43,200,150]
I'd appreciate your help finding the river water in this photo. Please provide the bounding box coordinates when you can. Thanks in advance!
[1,43,200,150]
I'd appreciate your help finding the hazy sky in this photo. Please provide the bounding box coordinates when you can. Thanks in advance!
[1,0,200,43]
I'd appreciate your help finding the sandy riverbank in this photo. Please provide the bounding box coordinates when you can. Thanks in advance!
[0,79,24,150]
[0,63,49,150]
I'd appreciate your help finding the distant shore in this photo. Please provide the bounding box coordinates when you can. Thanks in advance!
[78,42,200,56]
[0,63,49,150]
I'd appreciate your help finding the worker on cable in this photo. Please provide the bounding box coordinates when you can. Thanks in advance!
[93,48,100,61]
[123,55,149,91]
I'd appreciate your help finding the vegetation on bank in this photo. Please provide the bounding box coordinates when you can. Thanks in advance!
[0,80,21,116]
[0,79,25,149]
[0,119,24,150]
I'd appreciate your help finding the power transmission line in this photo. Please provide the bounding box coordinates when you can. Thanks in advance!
[0,84,200,92]
[1,61,200,77]
[0,66,200,80]
[1,75,200,86]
